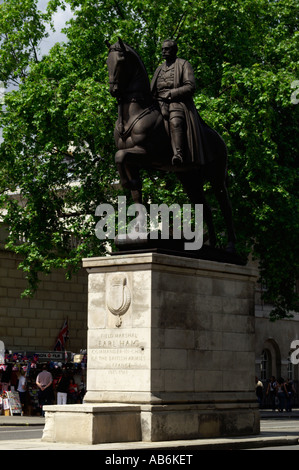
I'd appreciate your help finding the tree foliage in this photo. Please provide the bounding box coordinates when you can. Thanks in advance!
[0,0,298,319]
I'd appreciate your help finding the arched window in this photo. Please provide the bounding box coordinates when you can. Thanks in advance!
[260,349,271,380]
[261,349,271,380]
[287,354,294,380]
[261,339,281,380]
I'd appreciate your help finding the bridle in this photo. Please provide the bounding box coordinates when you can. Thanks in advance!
[107,40,155,139]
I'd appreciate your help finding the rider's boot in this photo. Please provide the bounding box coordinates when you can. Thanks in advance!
[170,117,184,166]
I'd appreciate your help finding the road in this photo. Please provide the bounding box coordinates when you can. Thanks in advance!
[248,419,299,450]
[0,425,44,441]
[261,419,299,437]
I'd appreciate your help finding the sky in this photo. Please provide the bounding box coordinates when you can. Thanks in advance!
[37,0,73,56]
[0,1,73,136]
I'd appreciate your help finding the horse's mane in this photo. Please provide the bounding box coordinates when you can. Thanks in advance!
[124,43,149,82]
[110,40,150,88]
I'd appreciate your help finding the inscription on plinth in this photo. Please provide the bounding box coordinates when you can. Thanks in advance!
[90,330,148,370]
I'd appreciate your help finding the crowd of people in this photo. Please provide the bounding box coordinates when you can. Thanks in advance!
[255,376,297,412]
[0,363,86,416]
[2,363,298,416]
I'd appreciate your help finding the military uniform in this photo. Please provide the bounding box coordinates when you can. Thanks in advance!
[151,57,211,165]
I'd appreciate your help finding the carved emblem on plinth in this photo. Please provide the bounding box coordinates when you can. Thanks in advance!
[106,274,131,327]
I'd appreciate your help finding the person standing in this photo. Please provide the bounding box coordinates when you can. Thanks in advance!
[68,377,79,404]
[1,364,12,391]
[285,378,296,412]
[266,376,277,411]
[36,364,53,415]
[255,376,264,408]
[17,369,27,414]
[56,369,70,405]
[276,377,287,412]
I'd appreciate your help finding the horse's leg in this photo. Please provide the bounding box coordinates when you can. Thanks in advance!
[177,170,217,247]
[115,147,146,204]
[115,147,149,236]
[202,125,237,252]
[210,175,237,252]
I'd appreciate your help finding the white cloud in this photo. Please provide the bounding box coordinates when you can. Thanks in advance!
[38,0,73,56]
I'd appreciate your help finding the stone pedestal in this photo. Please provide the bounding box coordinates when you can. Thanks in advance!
[43,252,260,444]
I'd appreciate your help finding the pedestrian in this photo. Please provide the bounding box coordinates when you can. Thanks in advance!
[17,369,27,414]
[285,378,296,412]
[10,366,19,391]
[255,376,264,408]
[276,377,287,412]
[36,364,53,415]
[266,376,277,410]
[0,364,12,391]
[68,377,79,404]
[78,375,86,403]
[56,369,70,405]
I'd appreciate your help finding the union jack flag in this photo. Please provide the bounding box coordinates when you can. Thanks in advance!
[54,319,69,351]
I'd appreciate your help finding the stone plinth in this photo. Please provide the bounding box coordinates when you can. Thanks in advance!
[43,252,260,444]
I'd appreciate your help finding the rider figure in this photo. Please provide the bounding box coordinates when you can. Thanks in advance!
[151,39,208,167]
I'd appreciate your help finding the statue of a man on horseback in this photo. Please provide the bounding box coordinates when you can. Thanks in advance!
[106,38,238,256]
[151,39,212,167]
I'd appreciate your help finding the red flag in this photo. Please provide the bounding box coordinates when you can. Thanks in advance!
[54,319,69,351]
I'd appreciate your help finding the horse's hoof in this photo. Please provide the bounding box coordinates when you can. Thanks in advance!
[172,155,184,166]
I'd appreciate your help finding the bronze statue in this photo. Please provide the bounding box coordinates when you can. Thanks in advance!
[151,39,209,167]
[106,38,237,253]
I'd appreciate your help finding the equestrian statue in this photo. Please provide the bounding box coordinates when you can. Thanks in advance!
[106,38,238,256]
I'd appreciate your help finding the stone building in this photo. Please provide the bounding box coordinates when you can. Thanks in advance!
[0,249,88,354]
[254,284,299,405]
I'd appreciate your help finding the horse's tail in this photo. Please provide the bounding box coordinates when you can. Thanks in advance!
[225,167,230,188]
[223,140,230,188]
[214,129,229,187]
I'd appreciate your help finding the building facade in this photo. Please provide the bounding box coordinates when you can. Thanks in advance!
[0,250,87,354]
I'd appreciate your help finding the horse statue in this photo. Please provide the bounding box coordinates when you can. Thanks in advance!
[106,38,237,254]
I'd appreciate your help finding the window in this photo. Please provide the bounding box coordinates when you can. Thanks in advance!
[260,350,270,380]
[287,355,294,381]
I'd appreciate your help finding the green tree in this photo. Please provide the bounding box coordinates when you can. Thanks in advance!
[0,0,298,319]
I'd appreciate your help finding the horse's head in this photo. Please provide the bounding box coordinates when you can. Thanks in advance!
[106,38,150,101]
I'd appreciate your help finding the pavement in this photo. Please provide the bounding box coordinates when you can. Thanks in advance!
[0,409,298,451]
